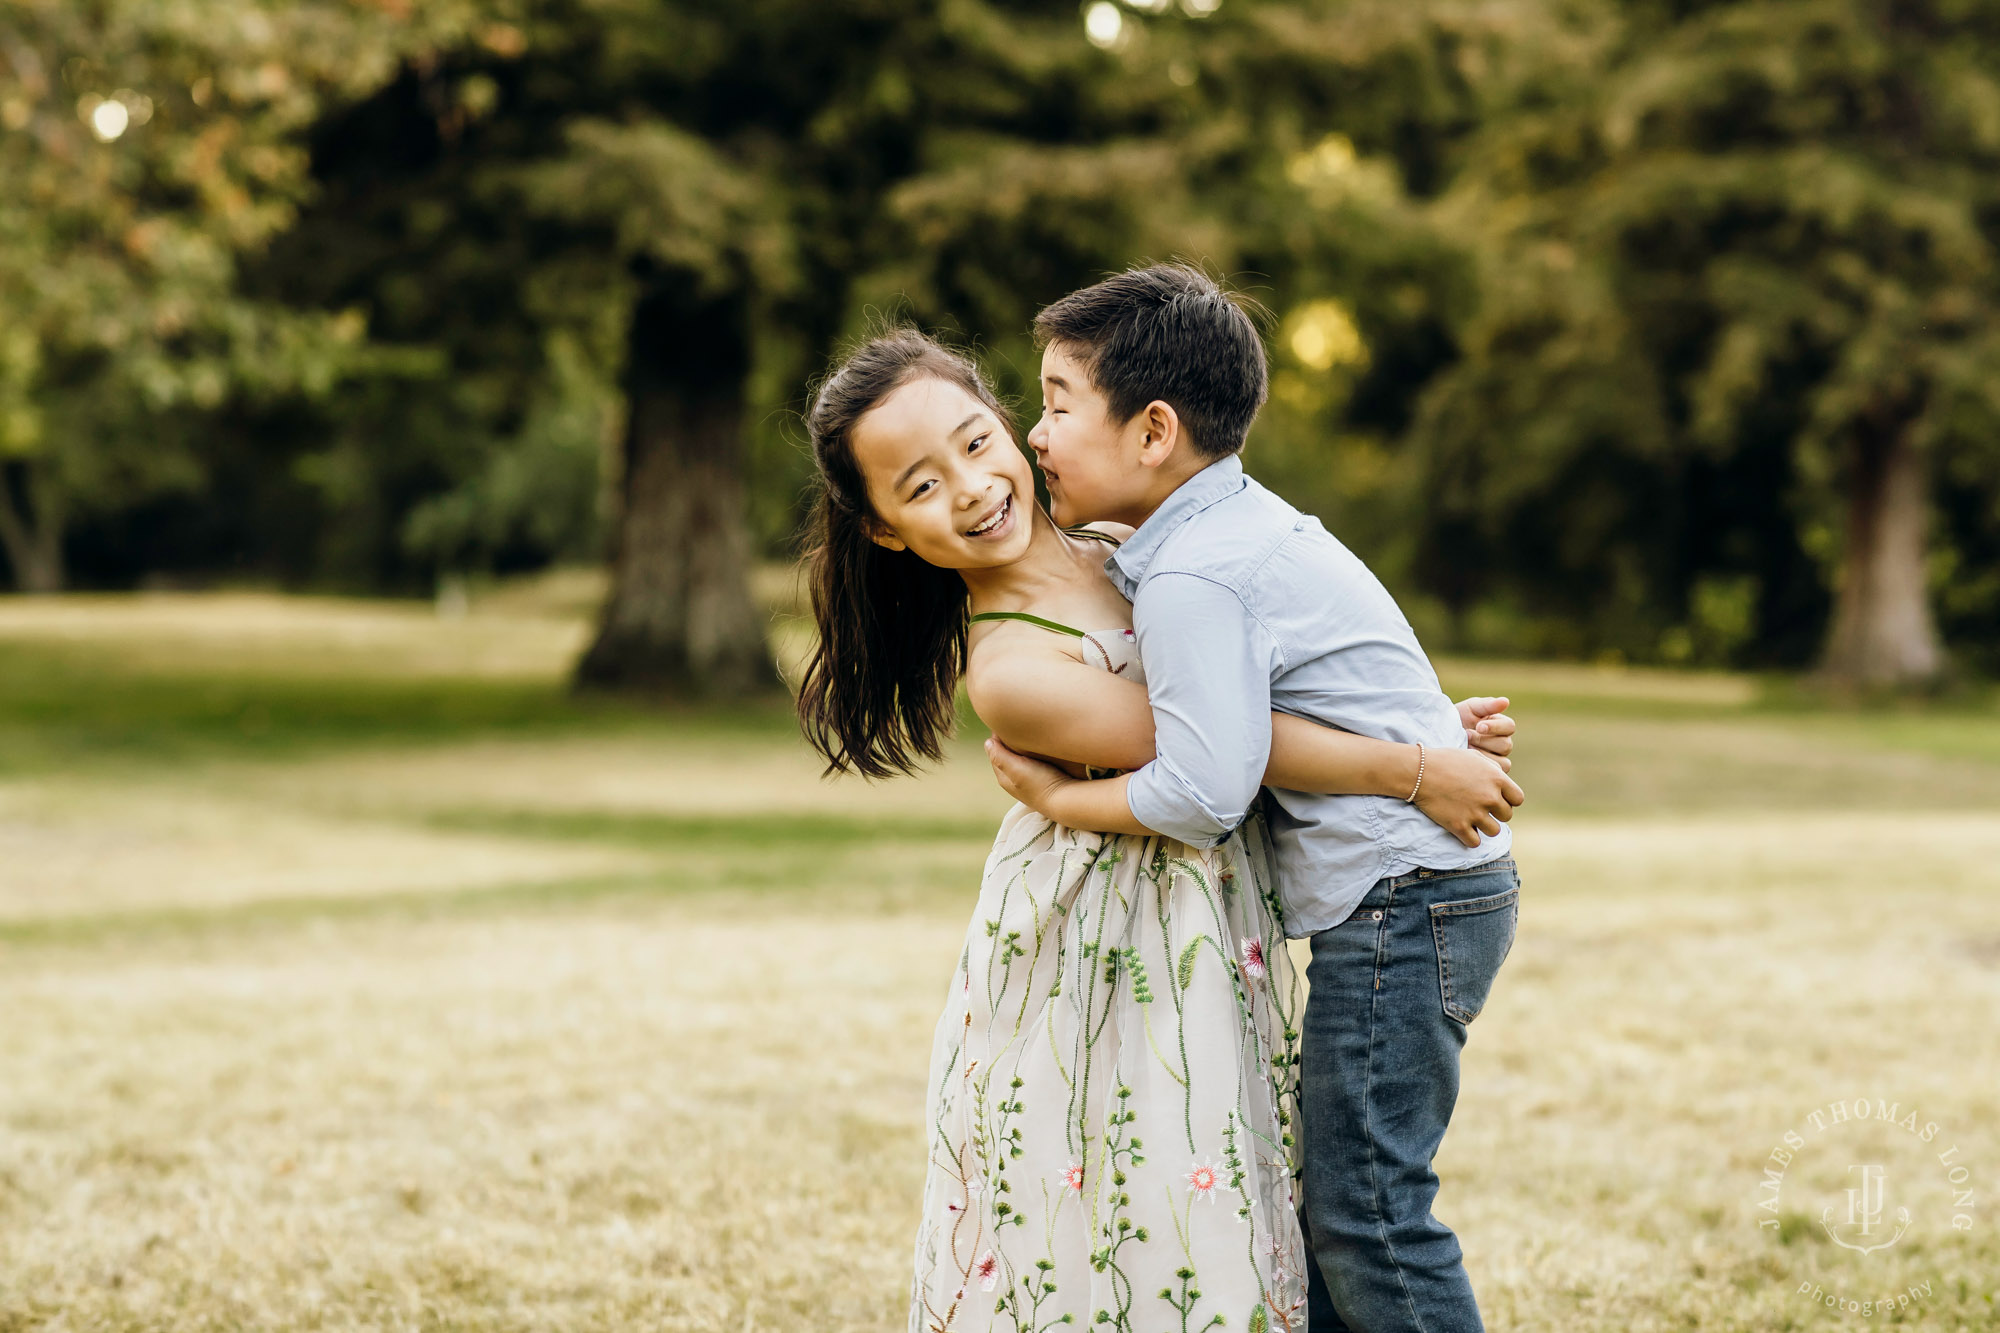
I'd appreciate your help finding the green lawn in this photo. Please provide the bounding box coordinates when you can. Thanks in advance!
[0,588,1995,1331]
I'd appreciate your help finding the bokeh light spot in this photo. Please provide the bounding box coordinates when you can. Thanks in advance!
[89,98,129,141]
[1287,300,1369,372]
[1084,2,1124,48]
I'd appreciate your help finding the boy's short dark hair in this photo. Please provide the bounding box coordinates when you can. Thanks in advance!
[1033,263,1268,459]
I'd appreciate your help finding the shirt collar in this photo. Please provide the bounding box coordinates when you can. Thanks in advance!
[1106,454,1247,596]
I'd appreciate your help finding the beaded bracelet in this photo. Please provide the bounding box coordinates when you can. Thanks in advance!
[1407,742,1427,803]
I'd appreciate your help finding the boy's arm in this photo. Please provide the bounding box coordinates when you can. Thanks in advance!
[971,646,1515,778]
[990,722,1523,844]
[1112,573,1278,845]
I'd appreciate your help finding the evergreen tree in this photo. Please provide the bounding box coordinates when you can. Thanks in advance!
[287,0,1266,697]
[1410,0,2000,683]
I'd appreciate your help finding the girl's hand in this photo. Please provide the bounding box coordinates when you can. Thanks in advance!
[1455,696,1515,770]
[1415,746,1525,848]
[986,737,1074,818]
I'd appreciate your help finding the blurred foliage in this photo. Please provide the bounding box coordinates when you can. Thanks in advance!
[1399,0,2000,674]
[3,0,1997,675]
[0,0,477,589]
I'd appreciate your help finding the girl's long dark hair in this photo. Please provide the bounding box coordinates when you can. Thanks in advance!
[796,330,1012,779]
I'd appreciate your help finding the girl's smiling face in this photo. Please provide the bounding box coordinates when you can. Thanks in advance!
[850,374,1037,570]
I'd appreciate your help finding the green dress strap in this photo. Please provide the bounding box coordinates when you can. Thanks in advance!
[969,610,1088,638]
[1063,526,1123,548]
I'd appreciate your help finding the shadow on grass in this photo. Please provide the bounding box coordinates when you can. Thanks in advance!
[0,871,687,950]
[421,808,1002,848]
[0,820,993,949]
[0,641,800,772]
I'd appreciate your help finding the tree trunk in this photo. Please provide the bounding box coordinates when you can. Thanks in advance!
[1821,420,1943,686]
[573,284,776,697]
[0,462,65,593]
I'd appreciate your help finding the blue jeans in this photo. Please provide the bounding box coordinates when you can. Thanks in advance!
[1299,859,1520,1333]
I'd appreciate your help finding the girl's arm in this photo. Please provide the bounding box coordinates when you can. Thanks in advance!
[966,647,1521,844]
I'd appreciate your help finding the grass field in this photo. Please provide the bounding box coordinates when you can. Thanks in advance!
[0,577,1995,1331]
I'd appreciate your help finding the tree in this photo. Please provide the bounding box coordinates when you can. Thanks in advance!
[529,0,1253,697]
[0,0,463,592]
[282,0,1258,697]
[1407,0,2000,684]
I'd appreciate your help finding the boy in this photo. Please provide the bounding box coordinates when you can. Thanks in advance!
[989,263,1520,1333]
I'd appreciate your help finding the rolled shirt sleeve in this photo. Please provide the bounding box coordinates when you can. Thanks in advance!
[1122,573,1280,848]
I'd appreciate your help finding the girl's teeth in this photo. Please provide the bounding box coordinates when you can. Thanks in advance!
[970,498,1008,534]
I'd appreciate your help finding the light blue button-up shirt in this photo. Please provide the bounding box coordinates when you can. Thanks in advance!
[1112,455,1510,937]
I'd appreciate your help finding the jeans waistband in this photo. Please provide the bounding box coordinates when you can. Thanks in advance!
[1386,856,1515,889]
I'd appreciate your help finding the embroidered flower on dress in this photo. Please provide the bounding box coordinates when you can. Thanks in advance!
[975,1250,1001,1291]
[945,1196,967,1217]
[1059,1160,1085,1192]
[1186,1159,1222,1202]
[1241,938,1268,980]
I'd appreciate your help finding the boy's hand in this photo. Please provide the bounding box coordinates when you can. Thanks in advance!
[1416,746,1525,848]
[1455,696,1515,771]
[986,737,1074,819]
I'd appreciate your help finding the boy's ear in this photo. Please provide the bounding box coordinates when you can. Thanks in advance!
[1134,400,1182,470]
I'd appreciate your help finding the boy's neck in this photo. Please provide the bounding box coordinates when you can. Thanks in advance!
[958,505,1088,613]
[1112,450,1222,530]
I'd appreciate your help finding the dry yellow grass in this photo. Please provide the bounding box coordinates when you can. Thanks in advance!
[0,590,1995,1331]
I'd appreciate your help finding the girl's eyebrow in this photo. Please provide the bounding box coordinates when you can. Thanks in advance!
[894,413,991,491]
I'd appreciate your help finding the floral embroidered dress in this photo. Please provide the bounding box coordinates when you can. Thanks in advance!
[910,612,1307,1333]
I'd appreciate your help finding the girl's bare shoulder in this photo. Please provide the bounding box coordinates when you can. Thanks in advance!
[965,621,1079,707]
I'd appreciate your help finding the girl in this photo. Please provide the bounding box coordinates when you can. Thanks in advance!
[795,331,1516,1333]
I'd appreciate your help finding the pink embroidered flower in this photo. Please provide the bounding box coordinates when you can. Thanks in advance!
[1059,1159,1085,1192]
[945,1196,967,1217]
[1241,938,1268,980]
[975,1250,1001,1291]
[1187,1159,1222,1202]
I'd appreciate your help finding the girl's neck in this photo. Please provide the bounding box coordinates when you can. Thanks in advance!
[958,506,1088,614]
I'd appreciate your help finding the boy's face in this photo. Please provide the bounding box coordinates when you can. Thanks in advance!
[1028,343,1154,528]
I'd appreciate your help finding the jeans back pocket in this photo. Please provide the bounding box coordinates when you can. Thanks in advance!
[1429,886,1519,1025]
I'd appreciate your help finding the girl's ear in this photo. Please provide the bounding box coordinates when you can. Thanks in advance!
[867,519,907,552]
